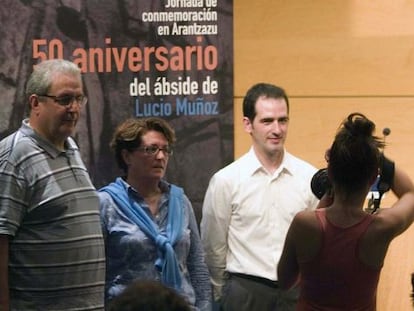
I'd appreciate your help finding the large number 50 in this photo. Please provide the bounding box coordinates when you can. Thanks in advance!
[32,39,64,62]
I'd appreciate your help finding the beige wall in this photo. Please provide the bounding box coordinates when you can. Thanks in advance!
[234,1,414,310]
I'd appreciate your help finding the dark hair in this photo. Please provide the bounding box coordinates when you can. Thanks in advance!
[328,113,384,193]
[242,83,289,121]
[108,280,191,311]
[110,117,176,172]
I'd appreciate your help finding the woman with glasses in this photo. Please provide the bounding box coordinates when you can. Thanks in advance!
[98,117,212,311]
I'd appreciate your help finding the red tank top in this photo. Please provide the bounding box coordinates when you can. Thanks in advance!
[297,209,381,311]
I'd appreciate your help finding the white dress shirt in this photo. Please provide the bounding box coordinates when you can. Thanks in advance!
[200,148,319,300]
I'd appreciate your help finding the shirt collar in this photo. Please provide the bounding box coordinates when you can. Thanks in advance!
[245,147,295,177]
[20,118,78,158]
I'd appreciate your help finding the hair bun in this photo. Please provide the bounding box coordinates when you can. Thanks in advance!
[343,113,375,138]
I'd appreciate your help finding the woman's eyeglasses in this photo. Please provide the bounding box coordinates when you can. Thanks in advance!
[135,145,173,156]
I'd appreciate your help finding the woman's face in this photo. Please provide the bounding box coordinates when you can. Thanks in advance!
[123,130,171,182]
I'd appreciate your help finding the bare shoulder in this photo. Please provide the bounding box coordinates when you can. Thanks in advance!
[367,205,413,241]
[290,210,321,262]
[292,210,319,229]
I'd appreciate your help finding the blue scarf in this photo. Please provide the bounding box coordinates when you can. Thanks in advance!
[100,177,184,291]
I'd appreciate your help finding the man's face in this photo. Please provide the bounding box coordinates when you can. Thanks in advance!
[243,96,289,158]
[31,73,83,147]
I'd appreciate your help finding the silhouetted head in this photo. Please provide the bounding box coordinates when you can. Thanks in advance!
[327,112,384,195]
[108,280,191,311]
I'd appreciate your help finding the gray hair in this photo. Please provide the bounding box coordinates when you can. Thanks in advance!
[25,59,82,98]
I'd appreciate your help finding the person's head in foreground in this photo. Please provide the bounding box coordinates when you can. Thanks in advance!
[108,280,191,311]
[328,112,384,195]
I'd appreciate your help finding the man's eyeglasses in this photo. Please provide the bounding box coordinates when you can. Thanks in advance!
[135,145,173,156]
[38,94,88,107]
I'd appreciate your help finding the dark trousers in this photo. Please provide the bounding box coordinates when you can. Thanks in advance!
[219,273,299,311]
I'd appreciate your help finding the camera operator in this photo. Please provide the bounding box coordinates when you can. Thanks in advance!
[278,112,414,310]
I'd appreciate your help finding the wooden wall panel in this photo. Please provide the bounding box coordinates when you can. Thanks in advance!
[233,1,414,309]
[234,1,414,97]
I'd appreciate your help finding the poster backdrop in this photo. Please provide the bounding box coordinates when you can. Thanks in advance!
[0,0,234,221]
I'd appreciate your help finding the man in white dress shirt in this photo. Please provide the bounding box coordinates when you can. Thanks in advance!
[200,83,319,310]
